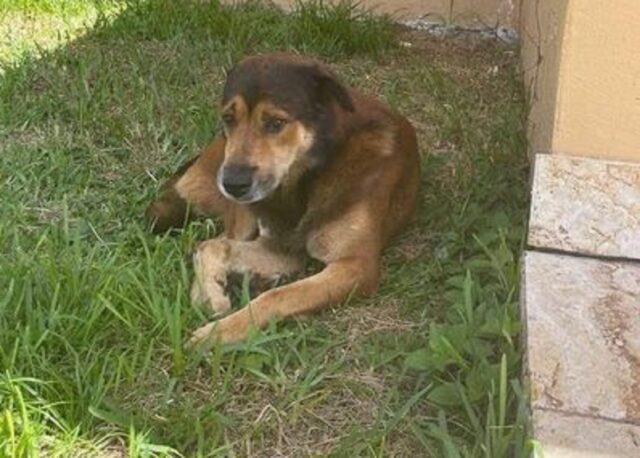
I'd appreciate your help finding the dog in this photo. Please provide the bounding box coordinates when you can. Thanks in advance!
[146,52,420,349]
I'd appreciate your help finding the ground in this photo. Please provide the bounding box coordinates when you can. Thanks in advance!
[0,1,530,456]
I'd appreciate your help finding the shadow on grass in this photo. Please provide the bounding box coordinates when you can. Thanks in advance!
[0,1,398,455]
[0,0,395,228]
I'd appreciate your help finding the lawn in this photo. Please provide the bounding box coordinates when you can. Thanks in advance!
[0,1,531,456]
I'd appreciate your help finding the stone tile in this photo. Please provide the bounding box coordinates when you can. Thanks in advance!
[522,251,640,423]
[533,409,640,458]
[528,154,640,259]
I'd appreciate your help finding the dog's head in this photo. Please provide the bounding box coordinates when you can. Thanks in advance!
[216,53,354,204]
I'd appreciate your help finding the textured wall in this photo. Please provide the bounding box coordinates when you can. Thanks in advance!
[520,0,570,155]
[261,0,519,26]
[521,0,640,162]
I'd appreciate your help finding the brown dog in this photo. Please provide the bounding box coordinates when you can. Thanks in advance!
[146,53,420,349]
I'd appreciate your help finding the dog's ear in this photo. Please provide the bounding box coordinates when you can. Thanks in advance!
[312,66,355,112]
[222,64,238,105]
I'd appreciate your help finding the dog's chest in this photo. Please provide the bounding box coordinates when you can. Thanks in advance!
[258,219,272,238]
[250,185,313,250]
[256,213,307,252]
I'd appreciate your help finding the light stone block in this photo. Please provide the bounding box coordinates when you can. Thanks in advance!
[522,251,640,422]
[533,409,640,458]
[528,154,640,260]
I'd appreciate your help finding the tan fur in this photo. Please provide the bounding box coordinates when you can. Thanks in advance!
[222,97,316,193]
[146,53,420,348]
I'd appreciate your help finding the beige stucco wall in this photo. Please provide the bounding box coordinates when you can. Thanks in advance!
[520,0,569,155]
[521,0,640,162]
[266,0,518,26]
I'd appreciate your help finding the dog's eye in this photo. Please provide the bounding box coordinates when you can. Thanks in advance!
[221,113,235,128]
[263,117,287,134]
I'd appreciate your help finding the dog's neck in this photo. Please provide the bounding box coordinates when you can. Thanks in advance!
[248,102,354,249]
[248,159,318,246]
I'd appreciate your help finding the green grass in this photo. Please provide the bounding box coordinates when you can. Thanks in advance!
[0,0,112,15]
[0,1,531,456]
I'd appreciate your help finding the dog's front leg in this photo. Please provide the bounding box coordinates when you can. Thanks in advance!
[190,237,304,315]
[190,237,233,314]
[188,257,379,348]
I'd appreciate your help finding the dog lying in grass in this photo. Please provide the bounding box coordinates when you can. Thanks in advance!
[146,52,420,349]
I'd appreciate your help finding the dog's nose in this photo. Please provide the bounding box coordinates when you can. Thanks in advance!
[220,164,256,198]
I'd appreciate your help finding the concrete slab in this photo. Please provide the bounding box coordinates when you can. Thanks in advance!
[528,154,640,260]
[523,251,640,423]
[533,409,640,457]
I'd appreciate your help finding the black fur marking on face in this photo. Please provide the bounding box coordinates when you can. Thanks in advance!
[222,55,353,171]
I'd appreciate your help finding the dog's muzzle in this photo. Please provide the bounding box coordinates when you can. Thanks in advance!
[217,163,276,203]
[219,163,255,199]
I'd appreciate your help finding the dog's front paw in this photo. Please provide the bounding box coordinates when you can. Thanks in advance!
[187,321,219,351]
[187,309,253,350]
[190,278,231,315]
